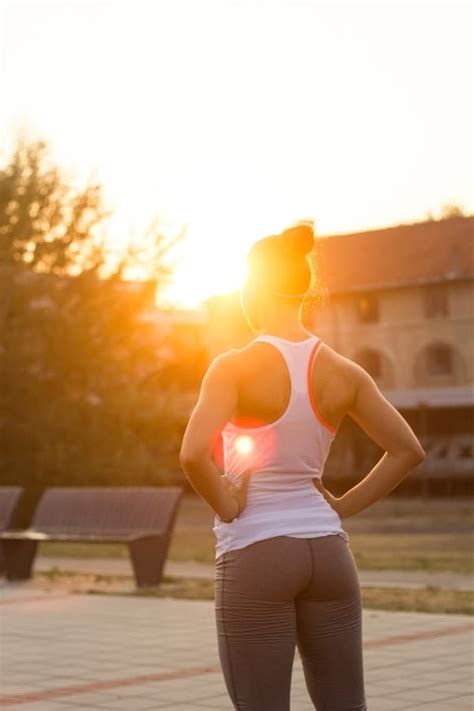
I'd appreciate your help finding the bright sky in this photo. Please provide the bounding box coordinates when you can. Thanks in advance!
[1,0,472,307]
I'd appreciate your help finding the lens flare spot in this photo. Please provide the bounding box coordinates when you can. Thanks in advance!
[234,435,254,456]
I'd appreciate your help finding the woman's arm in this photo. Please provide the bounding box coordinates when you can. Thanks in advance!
[179,351,249,522]
[315,362,426,519]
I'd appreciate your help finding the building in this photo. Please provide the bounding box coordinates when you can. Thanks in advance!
[311,215,473,401]
[310,216,473,492]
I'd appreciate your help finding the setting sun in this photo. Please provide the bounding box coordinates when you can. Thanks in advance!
[1,2,471,308]
[159,221,251,308]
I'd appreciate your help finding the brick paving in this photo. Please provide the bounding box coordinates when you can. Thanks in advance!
[1,584,472,710]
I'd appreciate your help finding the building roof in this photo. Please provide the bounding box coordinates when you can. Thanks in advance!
[316,216,474,295]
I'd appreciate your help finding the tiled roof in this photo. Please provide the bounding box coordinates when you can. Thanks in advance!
[316,216,474,294]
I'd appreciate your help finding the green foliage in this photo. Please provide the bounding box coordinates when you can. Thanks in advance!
[0,137,194,524]
[0,138,107,274]
[1,269,185,524]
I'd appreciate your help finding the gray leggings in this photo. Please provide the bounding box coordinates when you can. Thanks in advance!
[214,534,367,711]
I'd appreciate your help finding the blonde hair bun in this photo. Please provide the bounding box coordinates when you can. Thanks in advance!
[278,222,314,258]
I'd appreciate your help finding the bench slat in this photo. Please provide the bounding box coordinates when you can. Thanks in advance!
[31,487,181,537]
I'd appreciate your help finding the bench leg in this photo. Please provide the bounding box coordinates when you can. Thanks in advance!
[129,536,169,588]
[3,540,38,581]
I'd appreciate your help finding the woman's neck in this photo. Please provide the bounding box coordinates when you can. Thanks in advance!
[259,308,310,341]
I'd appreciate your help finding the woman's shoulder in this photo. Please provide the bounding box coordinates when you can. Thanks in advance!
[206,348,242,379]
[207,341,265,389]
[319,341,374,383]
[315,341,367,412]
[209,340,261,369]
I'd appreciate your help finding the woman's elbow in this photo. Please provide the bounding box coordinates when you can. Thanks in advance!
[403,444,427,466]
[388,440,426,467]
[179,447,206,475]
[179,449,195,474]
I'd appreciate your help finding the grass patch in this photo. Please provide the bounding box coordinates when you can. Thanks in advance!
[120,579,474,615]
[130,577,215,601]
[35,570,473,615]
[361,585,473,616]
[40,531,474,574]
[39,567,129,584]
[349,533,474,574]
[39,541,130,559]
[38,531,216,562]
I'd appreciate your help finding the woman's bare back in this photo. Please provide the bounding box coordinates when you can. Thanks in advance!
[231,339,356,433]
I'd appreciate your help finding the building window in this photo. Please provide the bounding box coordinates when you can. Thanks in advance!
[426,344,453,376]
[357,293,379,323]
[356,350,382,379]
[424,285,448,318]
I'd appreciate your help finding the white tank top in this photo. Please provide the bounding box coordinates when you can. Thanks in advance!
[213,333,349,560]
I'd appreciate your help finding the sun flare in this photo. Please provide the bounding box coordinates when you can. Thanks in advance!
[159,231,250,308]
[234,435,255,457]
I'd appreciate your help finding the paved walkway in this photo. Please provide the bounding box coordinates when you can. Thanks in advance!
[36,556,474,592]
[1,582,472,710]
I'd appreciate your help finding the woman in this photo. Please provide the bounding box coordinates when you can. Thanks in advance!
[180,223,426,711]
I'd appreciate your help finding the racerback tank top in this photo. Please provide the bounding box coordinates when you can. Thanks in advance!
[213,333,349,560]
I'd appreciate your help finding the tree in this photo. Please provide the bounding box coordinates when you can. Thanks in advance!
[0,136,189,513]
[0,138,107,274]
[440,203,466,219]
[0,135,185,285]
[112,215,185,287]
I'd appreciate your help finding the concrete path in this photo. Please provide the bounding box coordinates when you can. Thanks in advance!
[36,556,474,592]
[0,582,472,710]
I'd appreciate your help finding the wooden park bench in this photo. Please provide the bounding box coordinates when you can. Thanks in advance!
[0,486,183,587]
[0,487,24,574]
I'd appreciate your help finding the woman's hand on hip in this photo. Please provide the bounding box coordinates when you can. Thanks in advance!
[313,477,348,519]
[219,470,252,522]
